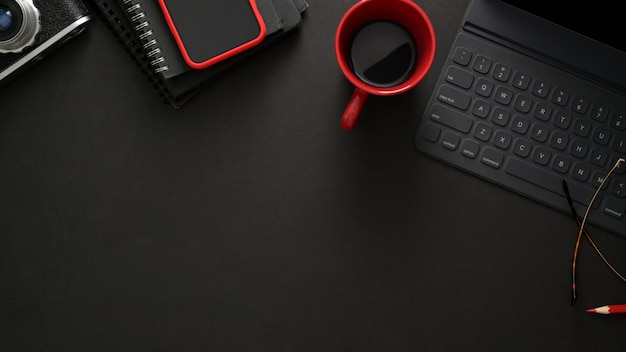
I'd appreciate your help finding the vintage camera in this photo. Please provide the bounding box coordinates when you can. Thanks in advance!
[0,0,91,86]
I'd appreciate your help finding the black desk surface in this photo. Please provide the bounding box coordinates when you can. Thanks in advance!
[2,1,626,351]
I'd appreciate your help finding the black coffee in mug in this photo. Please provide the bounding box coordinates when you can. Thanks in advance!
[348,20,417,88]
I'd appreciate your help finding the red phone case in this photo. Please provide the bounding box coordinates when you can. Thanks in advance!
[158,0,267,69]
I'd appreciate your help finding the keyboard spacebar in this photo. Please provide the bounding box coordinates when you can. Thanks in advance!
[504,158,595,205]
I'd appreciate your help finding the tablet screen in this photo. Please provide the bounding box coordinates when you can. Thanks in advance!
[499,0,625,54]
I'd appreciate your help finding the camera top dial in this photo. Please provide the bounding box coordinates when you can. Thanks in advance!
[0,0,40,53]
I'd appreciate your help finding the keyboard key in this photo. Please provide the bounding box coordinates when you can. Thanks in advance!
[531,79,550,98]
[613,134,626,153]
[445,66,474,89]
[612,177,625,198]
[474,122,493,141]
[612,157,626,175]
[570,140,589,159]
[512,138,532,157]
[452,47,472,66]
[571,163,591,182]
[589,148,609,166]
[421,123,441,143]
[512,71,531,90]
[492,63,511,82]
[611,111,625,130]
[475,77,494,97]
[461,139,480,158]
[572,118,592,137]
[590,105,609,122]
[550,131,569,151]
[532,146,551,166]
[480,147,504,168]
[530,124,550,143]
[473,55,492,73]
[429,104,473,133]
[551,88,570,106]
[513,94,533,113]
[491,107,510,126]
[493,130,512,149]
[603,198,625,219]
[533,102,552,121]
[494,86,513,105]
[471,99,491,118]
[571,96,589,114]
[437,85,472,110]
[590,169,608,187]
[511,115,530,135]
[505,158,594,204]
[592,126,611,146]
[442,131,461,150]
[553,110,572,129]
[552,154,571,174]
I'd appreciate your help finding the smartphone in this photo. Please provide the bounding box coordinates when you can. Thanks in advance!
[158,0,266,69]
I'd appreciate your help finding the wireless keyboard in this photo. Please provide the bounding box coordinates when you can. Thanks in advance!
[415,33,626,237]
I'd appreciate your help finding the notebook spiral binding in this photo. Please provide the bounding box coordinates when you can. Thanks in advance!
[92,0,173,105]
[121,0,169,74]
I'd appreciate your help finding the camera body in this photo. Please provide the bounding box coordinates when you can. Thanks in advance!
[0,0,91,86]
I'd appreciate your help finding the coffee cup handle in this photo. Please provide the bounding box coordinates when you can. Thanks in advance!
[340,88,369,131]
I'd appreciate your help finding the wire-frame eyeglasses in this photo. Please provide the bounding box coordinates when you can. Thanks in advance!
[560,157,625,306]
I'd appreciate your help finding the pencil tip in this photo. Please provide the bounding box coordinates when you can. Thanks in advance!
[586,308,596,313]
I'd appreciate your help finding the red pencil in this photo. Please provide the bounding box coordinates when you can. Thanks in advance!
[586,304,626,315]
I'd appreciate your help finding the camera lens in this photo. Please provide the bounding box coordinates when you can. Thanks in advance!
[0,7,11,30]
[0,5,19,37]
[0,0,40,53]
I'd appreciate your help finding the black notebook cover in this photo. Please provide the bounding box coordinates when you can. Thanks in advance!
[90,0,308,108]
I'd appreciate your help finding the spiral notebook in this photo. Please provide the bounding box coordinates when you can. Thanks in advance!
[92,0,308,108]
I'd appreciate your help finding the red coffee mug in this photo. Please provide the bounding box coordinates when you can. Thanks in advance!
[335,0,436,131]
